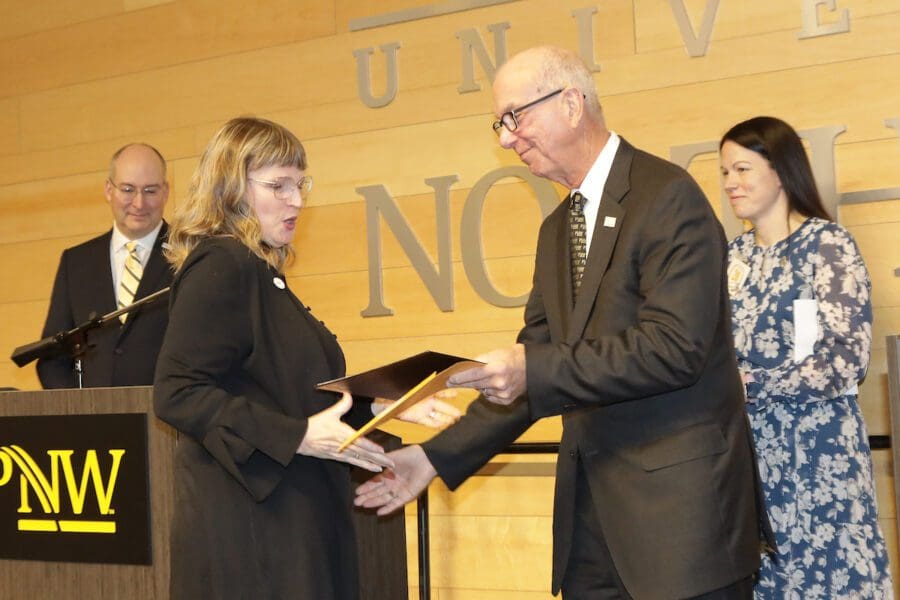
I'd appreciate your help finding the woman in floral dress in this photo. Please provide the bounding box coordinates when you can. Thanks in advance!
[720,116,893,599]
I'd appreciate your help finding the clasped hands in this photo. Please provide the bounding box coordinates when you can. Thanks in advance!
[356,344,527,514]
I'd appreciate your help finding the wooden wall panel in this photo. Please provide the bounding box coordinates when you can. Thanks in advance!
[0,97,19,156]
[861,347,891,434]
[286,259,533,340]
[0,175,110,246]
[0,0,335,100]
[0,0,121,41]
[851,223,900,308]
[633,0,899,52]
[1,1,899,598]
[843,199,900,226]
[0,126,196,188]
[0,299,44,390]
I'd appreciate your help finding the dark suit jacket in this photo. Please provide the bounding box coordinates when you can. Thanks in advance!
[37,223,173,388]
[422,139,763,599]
[153,237,373,599]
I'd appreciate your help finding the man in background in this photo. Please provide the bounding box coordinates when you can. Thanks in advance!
[357,46,766,599]
[38,143,173,388]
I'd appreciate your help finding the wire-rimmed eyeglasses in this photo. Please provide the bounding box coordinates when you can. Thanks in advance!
[249,176,314,201]
[491,88,564,135]
[108,179,165,200]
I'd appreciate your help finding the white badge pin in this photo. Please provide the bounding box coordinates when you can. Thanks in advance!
[273,277,286,290]
[603,216,617,228]
[726,260,750,296]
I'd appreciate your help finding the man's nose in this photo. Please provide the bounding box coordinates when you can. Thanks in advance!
[497,127,516,149]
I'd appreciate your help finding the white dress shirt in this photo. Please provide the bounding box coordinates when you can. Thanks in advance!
[570,131,620,253]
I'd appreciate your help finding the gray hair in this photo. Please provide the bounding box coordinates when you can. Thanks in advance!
[507,46,602,117]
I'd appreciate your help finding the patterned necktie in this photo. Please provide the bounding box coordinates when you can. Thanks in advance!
[117,241,143,323]
[568,192,588,300]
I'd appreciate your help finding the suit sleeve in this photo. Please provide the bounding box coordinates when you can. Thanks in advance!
[527,176,728,418]
[153,243,308,502]
[422,255,550,489]
[423,398,532,489]
[37,251,77,388]
[743,226,872,402]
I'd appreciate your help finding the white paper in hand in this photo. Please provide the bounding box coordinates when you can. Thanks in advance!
[792,298,817,363]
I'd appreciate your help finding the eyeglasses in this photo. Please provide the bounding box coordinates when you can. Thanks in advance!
[492,88,564,135]
[249,176,314,201]
[108,179,164,200]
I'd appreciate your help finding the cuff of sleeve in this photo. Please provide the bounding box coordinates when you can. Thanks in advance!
[524,343,562,420]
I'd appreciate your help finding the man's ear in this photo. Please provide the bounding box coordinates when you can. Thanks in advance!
[103,178,114,204]
[563,87,584,126]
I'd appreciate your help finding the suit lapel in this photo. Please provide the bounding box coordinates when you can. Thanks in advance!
[567,140,634,343]
[91,230,118,315]
[537,205,570,341]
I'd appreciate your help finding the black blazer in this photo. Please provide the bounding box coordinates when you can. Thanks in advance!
[37,223,173,388]
[422,139,763,599]
[153,237,373,598]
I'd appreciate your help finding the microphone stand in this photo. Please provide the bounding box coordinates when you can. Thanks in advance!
[10,287,170,388]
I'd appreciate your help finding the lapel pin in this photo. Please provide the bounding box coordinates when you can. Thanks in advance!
[273,277,286,290]
[603,216,617,228]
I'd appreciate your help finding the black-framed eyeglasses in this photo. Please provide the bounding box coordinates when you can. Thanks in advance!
[108,179,164,200]
[492,88,564,135]
[249,176,314,201]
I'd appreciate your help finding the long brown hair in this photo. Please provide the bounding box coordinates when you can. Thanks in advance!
[720,116,831,221]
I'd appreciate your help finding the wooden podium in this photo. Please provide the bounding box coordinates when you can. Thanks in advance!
[0,387,407,600]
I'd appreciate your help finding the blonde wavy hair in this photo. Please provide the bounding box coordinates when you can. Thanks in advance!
[165,117,307,272]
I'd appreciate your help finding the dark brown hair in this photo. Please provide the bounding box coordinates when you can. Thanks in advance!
[720,116,831,221]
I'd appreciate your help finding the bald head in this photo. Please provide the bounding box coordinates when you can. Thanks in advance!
[109,143,167,180]
[492,46,609,188]
[497,46,602,119]
[105,143,169,239]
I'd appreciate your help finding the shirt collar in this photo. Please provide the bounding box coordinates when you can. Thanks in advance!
[570,131,620,205]
[111,220,163,255]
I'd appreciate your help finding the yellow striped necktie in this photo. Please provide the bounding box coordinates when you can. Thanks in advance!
[117,241,143,323]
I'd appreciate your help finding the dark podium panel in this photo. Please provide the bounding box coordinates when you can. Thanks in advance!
[0,387,407,600]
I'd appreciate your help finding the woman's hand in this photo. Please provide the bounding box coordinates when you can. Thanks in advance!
[373,389,462,429]
[298,392,394,472]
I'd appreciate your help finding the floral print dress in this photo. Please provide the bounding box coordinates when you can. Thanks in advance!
[728,217,893,599]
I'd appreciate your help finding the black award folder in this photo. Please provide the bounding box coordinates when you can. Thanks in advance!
[316,351,482,450]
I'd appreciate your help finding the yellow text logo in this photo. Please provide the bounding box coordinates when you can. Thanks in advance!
[0,445,124,534]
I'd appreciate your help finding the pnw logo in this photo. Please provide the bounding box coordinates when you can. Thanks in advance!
[0,445,124,534]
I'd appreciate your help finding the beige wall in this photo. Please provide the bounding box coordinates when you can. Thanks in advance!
[1,1,898,597]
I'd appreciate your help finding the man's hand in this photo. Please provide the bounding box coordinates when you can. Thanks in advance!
[372,389,462,429]
[355,445,437,516]
[446,344,526,406]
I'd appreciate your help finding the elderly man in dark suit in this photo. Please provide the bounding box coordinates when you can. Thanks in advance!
[37,143,173,388]
[357,46,766,599]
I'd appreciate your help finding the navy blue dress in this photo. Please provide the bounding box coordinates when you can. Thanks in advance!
[728,218,892,598]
